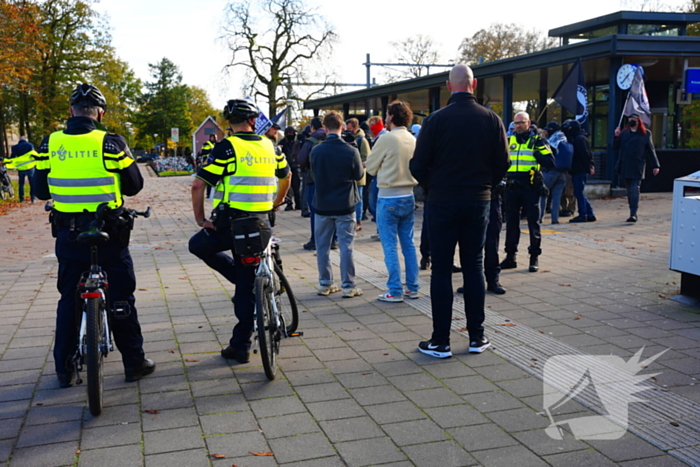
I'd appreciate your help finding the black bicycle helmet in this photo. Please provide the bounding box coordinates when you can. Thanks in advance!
[70,83,107,110]
[223,98,259,120]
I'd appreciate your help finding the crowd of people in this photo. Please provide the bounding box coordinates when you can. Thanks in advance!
[2,61,663,393]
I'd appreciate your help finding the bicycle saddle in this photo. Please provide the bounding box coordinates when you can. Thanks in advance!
[77,226,110,244]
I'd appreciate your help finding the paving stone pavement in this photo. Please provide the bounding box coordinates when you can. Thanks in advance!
[0,165,698,466]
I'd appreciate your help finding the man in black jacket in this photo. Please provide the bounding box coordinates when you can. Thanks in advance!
[298,118,326,250]
[311,111,364,298]
[562,120,596,223]
[410,64,510,358]
[280,126,300,211]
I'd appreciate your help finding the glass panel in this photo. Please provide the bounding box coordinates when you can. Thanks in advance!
[628,23,680,36]
[564,26,617,43]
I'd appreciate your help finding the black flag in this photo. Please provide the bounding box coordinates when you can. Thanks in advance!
[551,58,588,130]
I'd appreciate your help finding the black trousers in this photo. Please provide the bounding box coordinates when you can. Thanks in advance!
[485,196,502,282]
[54,229,145,375]
[188,217,267,350]
[428,200,489,344]
[504,183,542,256]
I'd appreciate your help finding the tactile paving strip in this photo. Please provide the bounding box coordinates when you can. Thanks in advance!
[333,249,700,466]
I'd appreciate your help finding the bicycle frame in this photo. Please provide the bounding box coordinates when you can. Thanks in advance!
[73,247,113,383]
[251,239,285,350]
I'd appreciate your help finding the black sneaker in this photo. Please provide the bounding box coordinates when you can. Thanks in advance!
[469,336,491,353]
[303,241,316,251]
[587,215,597,222]
[418,340,452,359]
[57,373,74,388]
[569,216,588,223]
[124,359,156,382]
[221,346,250,364]
[626,216,638,223]
[331,241,339,250]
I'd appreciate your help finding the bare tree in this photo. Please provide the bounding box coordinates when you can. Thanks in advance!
[387,35,443,80]
[221,0,337,116]
[458,23,557,65]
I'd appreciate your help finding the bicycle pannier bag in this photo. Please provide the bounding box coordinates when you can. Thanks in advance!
[231,216,270,257]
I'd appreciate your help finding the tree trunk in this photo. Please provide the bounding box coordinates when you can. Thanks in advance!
[0,105,7,159]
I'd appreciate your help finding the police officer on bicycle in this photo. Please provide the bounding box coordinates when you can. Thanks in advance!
[189,98,290,364]
[34,83,155,388]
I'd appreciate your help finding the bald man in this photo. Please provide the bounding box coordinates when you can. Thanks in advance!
[410,64,510,358]
[500,112,555,273]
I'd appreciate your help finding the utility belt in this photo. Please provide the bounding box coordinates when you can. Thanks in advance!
[506,169,548,197]
[211,204,272,262]
[50,208,133,247]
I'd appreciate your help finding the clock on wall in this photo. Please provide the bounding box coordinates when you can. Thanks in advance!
[616,64,639,90]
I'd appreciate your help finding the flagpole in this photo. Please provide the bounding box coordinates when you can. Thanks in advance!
[536,102,551,125]
[618,91,631,128]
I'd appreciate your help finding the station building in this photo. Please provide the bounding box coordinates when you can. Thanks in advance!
[304,11,700,193]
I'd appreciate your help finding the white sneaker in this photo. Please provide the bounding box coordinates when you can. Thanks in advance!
[404,290,419,299]
[342,287,363,298]
[317,284,340,296]
[377,291,403,303]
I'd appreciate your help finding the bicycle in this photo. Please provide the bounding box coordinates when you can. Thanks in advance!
[0,161,15,200]
[55,202,151,415]
[238,208,300,380]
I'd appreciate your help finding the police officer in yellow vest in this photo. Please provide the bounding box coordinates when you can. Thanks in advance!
[33,83,155,388]
[500,112,555,273]
[189,98,290,364]
[7,135,38,202]
[199,134,217,168]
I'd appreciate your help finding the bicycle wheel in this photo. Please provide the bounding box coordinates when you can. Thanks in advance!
[86,297,104,416]
[1,172,12,200]
[274,263,298,334]
[255,275,278,380]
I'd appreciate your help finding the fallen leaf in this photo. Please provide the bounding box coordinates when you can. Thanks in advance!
[138,288,147,291]
[143,409,160,414]
[36,403,43,406]
[659,294,667,299]
[185,359,200,362]
[498,323,516,327]
[302,310,308,313]
[531,358,538,361]
[168,350,175,354]
[249,452,274,456]
[574,315,583,320]
[76,450,81,454]
[650,377,657,383]
[383,353,389,355]
[558,284,572,287]
[670,421,680,427]
[211,454,226,459]
[538,331,545,334]
[360,372,372,375]
[458,327,468,332]
[198,326,203,328]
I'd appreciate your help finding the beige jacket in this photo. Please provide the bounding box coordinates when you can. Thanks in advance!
[366,126,418,197]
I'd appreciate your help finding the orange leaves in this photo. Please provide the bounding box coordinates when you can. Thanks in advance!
[249,452,274,456]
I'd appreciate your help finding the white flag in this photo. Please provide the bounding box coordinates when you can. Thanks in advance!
[623,68,651,125]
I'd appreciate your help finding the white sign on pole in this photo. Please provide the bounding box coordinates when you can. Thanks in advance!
[171,128,179,143]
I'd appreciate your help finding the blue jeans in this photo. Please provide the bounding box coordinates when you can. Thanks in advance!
[428,200,489,344]
[624,179,641,216]
[540,169,567,223]
[355,186,364,221]
[572,173,594,218]
[18,168,35,202]
[377,195,419,296]
[315,212,356,288]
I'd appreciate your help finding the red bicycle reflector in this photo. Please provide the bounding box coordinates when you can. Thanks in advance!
[241,256,260,265]
[81,292,101,299]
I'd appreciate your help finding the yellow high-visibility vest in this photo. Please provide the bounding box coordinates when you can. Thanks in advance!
[46,130,122,213]
[507,134,549,173]
[208,135,286,212]
[6,149,37,171]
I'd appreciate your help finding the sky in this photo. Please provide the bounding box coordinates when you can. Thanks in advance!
[94,0,691,112]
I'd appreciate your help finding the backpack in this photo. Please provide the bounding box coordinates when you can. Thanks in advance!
[554,142,573,171]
